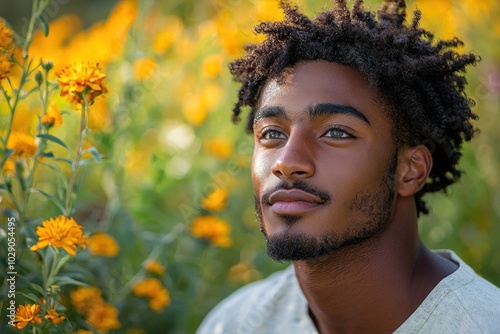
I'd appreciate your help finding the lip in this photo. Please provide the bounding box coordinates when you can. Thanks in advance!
[268,189,325,215]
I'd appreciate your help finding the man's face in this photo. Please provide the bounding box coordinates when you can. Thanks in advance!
[252,61,399,262]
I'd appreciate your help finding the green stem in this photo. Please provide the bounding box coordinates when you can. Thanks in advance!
[64,99,88,216]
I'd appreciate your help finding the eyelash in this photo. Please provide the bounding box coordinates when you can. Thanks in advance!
[257,126,355,142]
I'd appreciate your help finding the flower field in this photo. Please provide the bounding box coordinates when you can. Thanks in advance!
[1,0,499,333]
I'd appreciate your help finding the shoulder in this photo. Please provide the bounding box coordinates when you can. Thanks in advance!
[196,266,316,334]
[397,250,500,334]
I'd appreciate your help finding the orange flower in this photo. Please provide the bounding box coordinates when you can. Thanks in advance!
[57,62,108,106]
[70,286,104,315]
[201,54,224,78]
[30,216,88,256]
[42,104,63,127]
[87,232,119,257]
[132,278,170,312]
[12,304,43,329]
[0,18,13,49]
[202,188,228,211]
[133,57,158,80]
[205,139,233,160]
[0,52,12,80]
[86,303,121,331]
[6,131,37,158]
[191,216,232,247]
[144,260,165,276]
[44,309,66,325]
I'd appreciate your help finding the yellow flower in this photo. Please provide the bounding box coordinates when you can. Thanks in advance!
[132,278,170,312]
[0,52,12,80]
[228,262,263,283]
[202,188,228,211]
[133,57,158,80]
[0,18,13,49]
[30,216,88,256]
[57,62,108,106]
[45,309,66,325]
[2,158,15,174]
[205,139,233,159]
[191,216,232,247]
[87,232,120,257]
[86,303,121,331]
[75,330,93,334]
[6,131,37,158]
[42,104,63,127]
[70,286,104,315]
[182,94,207,126]
[201,54,224,78]
[12,304,43,329]
[145,260,165,276]
[152,15,183,54]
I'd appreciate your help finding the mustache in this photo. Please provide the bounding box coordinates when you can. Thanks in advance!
[261,180,332,205]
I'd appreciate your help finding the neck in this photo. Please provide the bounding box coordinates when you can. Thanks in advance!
[293,197,457,334]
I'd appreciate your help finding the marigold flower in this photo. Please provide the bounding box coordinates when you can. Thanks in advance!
[42,104,63,127]
[6,131,37,158]
[201,54,224,78]
[12,304,43,329]
[87,232,119,257]
[132,278,170,312]
[57,62,108,106]
[2,158,15,174]
[45,309,66,325]
[70,286,105,315]
[133,57,157,80]
[30,216,88,256]
[205,139,233,160]
[0,52,12,80]
[144,260,165,276]
[202,188,228,211]
[0,18,13,49]
[191,215,232,247]
[86,303,121,331]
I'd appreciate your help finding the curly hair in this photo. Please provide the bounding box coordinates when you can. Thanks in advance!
[228,0,479,215]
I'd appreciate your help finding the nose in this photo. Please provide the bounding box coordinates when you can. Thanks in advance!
[271,134,315,180]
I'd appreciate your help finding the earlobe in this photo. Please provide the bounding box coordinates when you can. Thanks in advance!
[397,145,433,197]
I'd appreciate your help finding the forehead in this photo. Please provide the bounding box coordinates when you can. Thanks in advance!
[256,61,389,125]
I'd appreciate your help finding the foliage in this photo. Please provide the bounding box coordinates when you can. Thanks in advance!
[0,0,499,333]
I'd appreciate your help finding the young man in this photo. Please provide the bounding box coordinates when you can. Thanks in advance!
[198,0,500,333]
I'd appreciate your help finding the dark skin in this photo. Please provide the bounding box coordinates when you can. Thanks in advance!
[252,61,458,333]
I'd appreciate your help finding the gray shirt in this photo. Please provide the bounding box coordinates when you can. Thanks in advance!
[197,250,500,333]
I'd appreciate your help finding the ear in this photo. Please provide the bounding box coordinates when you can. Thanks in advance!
[396,145,433,197]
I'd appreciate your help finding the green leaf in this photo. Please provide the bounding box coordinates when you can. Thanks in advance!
[38,15,49,37]
[85,146,102,162]
[0,148,14,165]
[30,188,66,213]
[16,292,41,304]
[51,276,90,288]
[37,133,70,151]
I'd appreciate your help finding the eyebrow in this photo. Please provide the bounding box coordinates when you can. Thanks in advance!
[254,103,370,125]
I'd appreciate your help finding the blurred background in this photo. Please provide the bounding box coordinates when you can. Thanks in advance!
[1,0,499,333]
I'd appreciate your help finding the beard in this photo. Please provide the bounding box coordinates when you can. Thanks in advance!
[255,152,398,262]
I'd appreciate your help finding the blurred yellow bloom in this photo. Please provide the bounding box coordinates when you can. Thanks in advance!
[191,215,232,247]
[202,188,228,211]
[42,104,63,127]
[30,216,88,256]
[202,54,224,78]
[132,278,171,312]
[201,82,223,110]
[0,18,13,49]
[45,309,66,325]
[13,304,43,329]
[12,105,37,133]
[133,57,158,80]
[87,98,112,131]
[75,330,93,334]
[145,260,165,276]
[0,52,12,80]
[182,95,207,126]
[87,232,120,257]
[228,262,263,283]
[6,131,37,158]
[70,287,104,315]
[86,303,121,331]
[57,62,108,106]
[152,15,183,54]
[205,138,233,159]
[2,158,15,174]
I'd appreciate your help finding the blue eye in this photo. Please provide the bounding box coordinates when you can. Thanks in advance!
[324,127,352,139]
